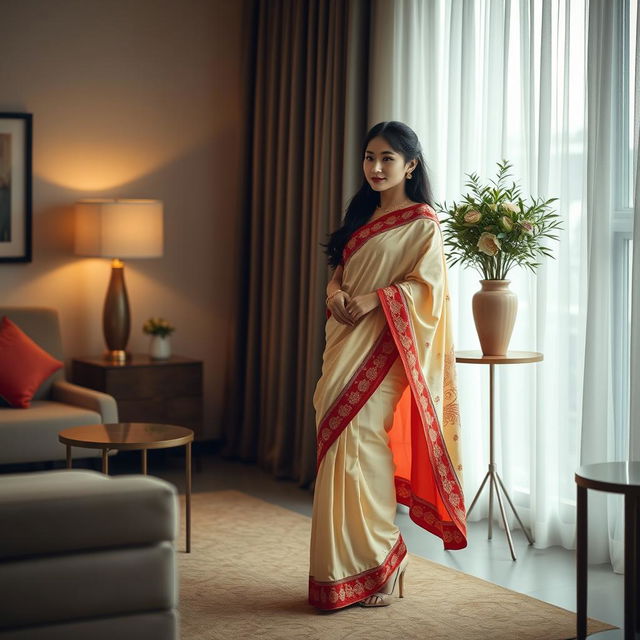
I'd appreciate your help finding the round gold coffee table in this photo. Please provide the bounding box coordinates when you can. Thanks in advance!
[59,422,194,553]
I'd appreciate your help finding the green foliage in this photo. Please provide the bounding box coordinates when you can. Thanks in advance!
[142,317,176,338]
[436,161,562,280]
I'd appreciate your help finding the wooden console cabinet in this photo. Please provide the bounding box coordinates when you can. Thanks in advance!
[71,355,203,440]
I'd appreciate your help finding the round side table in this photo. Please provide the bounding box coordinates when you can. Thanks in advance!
[59,422,194,553]
[456,350,543,560]
[576,462,640,640]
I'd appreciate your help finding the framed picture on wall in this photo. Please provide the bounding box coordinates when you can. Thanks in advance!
[0,113,32,263]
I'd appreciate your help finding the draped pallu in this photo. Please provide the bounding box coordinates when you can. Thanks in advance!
[309,204,467,610]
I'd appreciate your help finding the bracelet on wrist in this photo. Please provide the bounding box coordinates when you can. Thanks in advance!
[325,289,343,305]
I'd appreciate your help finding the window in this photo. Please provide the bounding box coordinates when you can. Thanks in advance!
[611,0,636,458]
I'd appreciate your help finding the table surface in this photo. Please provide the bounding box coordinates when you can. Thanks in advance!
[58,423,194,450]
[576,461,640,492]
[72,354,201,368]
[455,350,544,364]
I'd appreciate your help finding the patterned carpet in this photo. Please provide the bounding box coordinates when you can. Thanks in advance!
[178,490,613,639]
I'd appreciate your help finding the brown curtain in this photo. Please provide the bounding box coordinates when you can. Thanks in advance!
[223,0,370,486]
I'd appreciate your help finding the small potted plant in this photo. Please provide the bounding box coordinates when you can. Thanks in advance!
[143,317,176,360]
[437,161,561,355]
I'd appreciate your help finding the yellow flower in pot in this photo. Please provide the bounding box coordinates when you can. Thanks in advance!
[143,317,176,360]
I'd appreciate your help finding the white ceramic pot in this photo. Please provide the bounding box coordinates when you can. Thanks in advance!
[149,335,171,360]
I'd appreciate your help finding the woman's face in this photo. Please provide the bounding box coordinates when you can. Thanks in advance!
[363,136,416,193]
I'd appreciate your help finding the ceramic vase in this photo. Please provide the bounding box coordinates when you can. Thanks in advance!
[149,335,171,360]
[472,280,518,356]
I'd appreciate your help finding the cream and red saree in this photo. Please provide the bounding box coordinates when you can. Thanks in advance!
[308,203,467,610]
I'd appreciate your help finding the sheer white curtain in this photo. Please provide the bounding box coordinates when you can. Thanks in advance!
[583,0,624,570]
[369,0,594,554]
[631,4,640,473]
[632,138,640,563]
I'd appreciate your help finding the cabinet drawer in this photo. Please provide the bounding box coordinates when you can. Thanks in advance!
[117,397,202,424]
[104,365,201,399]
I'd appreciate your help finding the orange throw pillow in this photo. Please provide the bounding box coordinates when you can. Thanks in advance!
[0,316,63,408]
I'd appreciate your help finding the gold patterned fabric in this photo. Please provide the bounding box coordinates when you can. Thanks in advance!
[309,204,467,610]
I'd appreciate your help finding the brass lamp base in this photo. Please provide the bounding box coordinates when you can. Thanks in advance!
[103,259,131,361]
[104,349,129,364]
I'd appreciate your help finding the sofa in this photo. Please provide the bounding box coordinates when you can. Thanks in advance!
[0,469,178,639]
[0,307,118,465]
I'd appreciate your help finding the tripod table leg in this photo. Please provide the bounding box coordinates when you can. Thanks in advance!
[488,474,495,540]
[495,472,534,545]
[467,470,491,516]
[494,478,516,560]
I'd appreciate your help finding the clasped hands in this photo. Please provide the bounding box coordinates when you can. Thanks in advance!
[327,290,379,326]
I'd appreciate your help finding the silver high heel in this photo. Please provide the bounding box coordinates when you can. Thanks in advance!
[359,556,409,607]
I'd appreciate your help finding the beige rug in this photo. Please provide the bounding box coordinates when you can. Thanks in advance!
[178,490,613,639]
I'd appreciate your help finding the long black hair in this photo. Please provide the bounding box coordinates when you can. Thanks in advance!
[325,121,434,268]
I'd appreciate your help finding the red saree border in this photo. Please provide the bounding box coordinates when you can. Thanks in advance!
[308,535,407,610]
[378,284,467,540]
[395,476,466,550]
[341,204,439,266]
[316,327,398,469]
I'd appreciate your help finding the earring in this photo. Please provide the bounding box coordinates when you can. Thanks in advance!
[406,173,412,180]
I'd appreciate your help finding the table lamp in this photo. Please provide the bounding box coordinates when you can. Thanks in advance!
[75,199,164,363]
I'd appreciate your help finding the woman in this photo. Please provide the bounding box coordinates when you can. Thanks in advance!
[308,121,467,610]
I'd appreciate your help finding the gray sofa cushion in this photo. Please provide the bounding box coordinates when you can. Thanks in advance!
[0,471,177,559]
[0,543,176,629]
[0,611,177,640]
[0,402,103,464]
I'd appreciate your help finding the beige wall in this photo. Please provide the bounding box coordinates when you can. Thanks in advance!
[0,0,249,439]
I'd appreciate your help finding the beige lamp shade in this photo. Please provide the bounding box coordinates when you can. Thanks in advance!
[75,199,163,258]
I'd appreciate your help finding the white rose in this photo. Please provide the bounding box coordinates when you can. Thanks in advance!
[519,220,534,235]
[502,202,518,214]
[464,210,481,224]
[499,215,513,232]
[477,232,501,256]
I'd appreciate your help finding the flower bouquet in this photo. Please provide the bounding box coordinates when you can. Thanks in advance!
[436,161,561,355]
[438,160,561,280]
